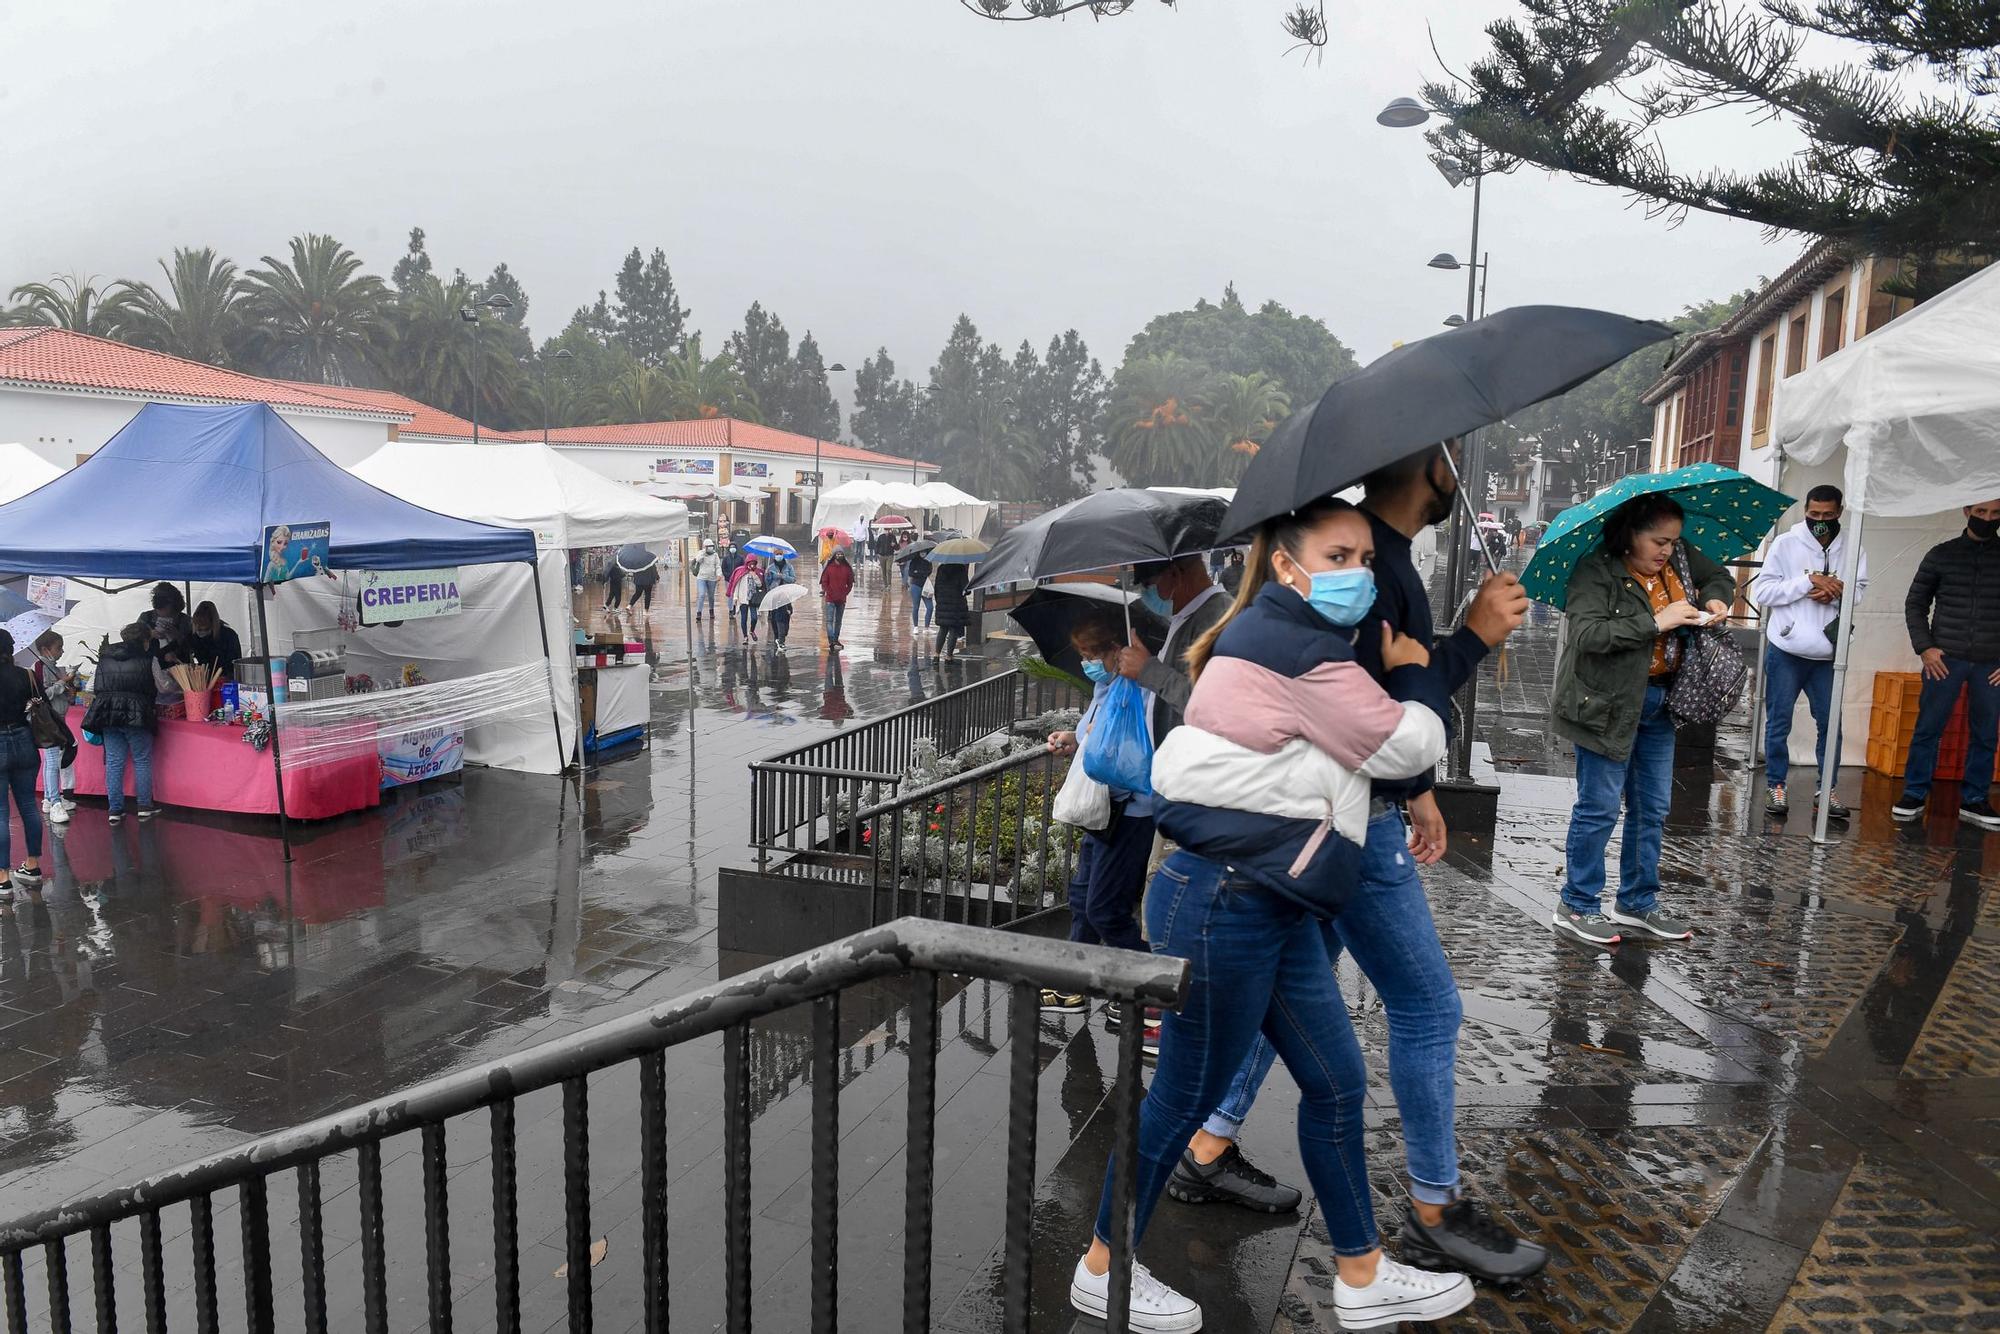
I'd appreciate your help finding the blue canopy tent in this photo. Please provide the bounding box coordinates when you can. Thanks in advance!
[0,403,558,846]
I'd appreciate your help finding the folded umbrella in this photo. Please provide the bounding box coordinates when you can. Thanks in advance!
[971,488,1230,590]
[1223,306,1673,543]
[926,537,990,566]
[1007,583,1167,680]
[1521,463,1792,609]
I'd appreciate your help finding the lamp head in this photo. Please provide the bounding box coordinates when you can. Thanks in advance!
[458,306,478,324]
[1427,252,1462,271]
[478,292,514,312]
[1431,153,1468,188]
[1442,314,1466,328]
[1377,97,1430,128]
[828,363,847,372]
[554,348,575,361]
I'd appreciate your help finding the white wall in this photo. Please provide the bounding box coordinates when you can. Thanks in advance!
[0,385,392,469]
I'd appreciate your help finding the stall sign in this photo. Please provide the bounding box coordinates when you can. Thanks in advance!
[261,522,331,584]
[795,470,822,486]
[733,461,770,479]
[25,576,66,613]
[655,457,716,476]
[379,725,465,788]
[360,568,462,625]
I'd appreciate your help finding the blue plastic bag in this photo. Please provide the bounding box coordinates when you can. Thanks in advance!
[1081,677,1154,796]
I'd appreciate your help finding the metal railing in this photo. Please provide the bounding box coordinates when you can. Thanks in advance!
[0,917,1185,1334]
[750,669,1080,866]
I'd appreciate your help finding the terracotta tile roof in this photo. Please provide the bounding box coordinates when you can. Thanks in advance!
[0,327,410,419]
[544,416,934,470]
[278,381,532,441]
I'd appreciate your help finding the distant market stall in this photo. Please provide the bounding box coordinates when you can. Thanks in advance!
[808,479,991,542]
[350,438,689,756]
[0,402,548,833]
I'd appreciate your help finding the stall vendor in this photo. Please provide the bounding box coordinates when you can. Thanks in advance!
[148,583,194,665]
[186,602,245,681]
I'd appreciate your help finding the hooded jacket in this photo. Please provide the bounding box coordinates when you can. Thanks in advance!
[820,557,855,603]
[1150,581,1448,917]
[1751,521,1867,662]
[82,642,159,733]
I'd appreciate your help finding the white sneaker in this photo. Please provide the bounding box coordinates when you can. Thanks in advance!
[1333,1256,1473,1330]
[45,801,70,825]
[1069,1255,1202,1332]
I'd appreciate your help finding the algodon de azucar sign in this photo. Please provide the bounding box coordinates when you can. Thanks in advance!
[360,568,462,625]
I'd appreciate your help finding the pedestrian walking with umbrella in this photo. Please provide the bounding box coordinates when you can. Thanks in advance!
[1523,464,1790,947]
[819,546,855,649]
[925,537,986,660]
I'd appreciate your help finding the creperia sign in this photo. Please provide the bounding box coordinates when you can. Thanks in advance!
[360,569,462,624]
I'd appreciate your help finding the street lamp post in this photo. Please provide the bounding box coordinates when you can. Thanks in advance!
[1382,96,1498,791]
[459,291,515,444]
[541,348,575,446]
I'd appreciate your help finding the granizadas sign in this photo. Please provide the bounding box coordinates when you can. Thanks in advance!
[360,568,462,625]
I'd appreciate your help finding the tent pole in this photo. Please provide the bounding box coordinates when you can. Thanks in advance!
[684,535,695,666]
[529,559,569,772]
[254,586,294,863]
[1814,463,1869,845]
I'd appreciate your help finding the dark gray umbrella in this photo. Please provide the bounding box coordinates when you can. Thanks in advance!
[894,538,939,563]
[1222,305,1673,541]
[1007,583,1167,679]
[970,488,1229,591]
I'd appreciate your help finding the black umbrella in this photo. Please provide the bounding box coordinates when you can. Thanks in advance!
[970,488,1230,591]
[1007,583,1167,680]
[1222,306,1673,542]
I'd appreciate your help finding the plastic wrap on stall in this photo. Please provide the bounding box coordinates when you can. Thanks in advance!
[270,662,549,771]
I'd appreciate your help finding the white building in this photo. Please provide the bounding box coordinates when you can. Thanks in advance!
[0,328,408,468]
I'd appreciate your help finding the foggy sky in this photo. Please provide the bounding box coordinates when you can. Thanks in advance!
[5,1,1804,391]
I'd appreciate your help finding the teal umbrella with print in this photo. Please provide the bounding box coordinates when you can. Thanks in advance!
[1522,463,1793,609]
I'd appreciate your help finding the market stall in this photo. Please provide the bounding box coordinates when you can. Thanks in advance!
[350,438,688,759]
[0,402,543,831]
[1773,262,2000,841]
[808,480,991,543]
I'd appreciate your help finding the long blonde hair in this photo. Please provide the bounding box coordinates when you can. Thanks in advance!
[1186,495,1359,681]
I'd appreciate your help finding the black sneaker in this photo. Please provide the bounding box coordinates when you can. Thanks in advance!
[1960,800,2000,831]
[1400,1198,1549,1283]
[1040,988,1087,1013]
[1891,792,1926,822]
[1104,1001,1128,1030]
[1765,784,1788,816]
[1166,1144,1302,1213]
[137,806,159,821]
[1816,790,1850,820]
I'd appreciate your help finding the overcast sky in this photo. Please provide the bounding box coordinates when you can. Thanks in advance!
[5,0,1807,386]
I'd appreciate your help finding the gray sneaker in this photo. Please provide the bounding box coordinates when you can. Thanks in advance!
[1606,906,1694,940]
[1551,909,1622,947]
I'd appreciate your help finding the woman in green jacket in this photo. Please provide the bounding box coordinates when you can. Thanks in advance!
[1551,494,1734,948]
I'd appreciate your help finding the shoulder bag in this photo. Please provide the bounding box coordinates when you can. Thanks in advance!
[1665,544,1748,725]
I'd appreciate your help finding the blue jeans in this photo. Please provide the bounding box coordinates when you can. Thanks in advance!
[768,607,793,644]
[695,578,719,619]
[825,601,845,642]
[1902,654,2000,805]
[101,726,156,815]
[41,746,64,804]
[1092,852,1378,1255]
[1,728,43,868]
[1204,809,1464,1205]
[909,585,933,627]
[1066,803,1154,952]
[1561,684,1675,917]
[1763,645,1833,788]
[738,603,758,637]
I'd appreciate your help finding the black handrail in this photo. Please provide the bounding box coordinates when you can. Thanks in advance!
[0,917,1184,1334]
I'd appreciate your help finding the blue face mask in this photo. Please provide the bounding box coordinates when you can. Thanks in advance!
[1301,568,1377,627]
[1081,659,1112,684]
[1139,585,1173,618]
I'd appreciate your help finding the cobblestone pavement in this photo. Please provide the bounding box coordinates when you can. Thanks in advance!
[3,550,1998,1331]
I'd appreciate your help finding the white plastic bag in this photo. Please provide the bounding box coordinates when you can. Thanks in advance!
[1051,753,1111,830]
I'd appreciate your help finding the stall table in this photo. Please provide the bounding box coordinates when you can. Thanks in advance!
[56,709,382,820]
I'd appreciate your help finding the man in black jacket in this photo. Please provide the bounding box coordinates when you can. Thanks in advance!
[1894,499,2000,829]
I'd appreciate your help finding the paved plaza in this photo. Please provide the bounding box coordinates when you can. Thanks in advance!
[3,554,1999,1331]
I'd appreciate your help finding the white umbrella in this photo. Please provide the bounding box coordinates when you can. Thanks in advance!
[5,609,60,666]
[760,583,810,613]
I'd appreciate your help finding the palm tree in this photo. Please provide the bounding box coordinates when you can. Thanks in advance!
[240,234,390,384]
[1105,353,1218,487]
[942,396,1035,500]
[384,274,524,423]
[7,273,142,337]
[120,248,248,366]
[657,337,760,421]
[1205,372,1291,483]
[595,363,677,425]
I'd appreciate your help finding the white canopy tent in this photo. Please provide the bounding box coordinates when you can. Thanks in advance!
[643,479,766,503]
[808,479,991,539]
[0,444,62,504]
[1772,261,2000,839]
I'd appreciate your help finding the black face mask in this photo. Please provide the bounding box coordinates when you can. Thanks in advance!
[1970,515,2000,541]
[1808,518,1840,545]
[1423,457,1456,527]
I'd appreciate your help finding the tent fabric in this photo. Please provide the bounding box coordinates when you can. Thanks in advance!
[643,479,765,503]
[1774,263,2000,517]
[0,444,62,506]
[352,439,689,550]
[0,402,536,581]
[808,478,991,538]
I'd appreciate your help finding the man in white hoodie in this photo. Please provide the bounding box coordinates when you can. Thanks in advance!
[1751,485,1868,819]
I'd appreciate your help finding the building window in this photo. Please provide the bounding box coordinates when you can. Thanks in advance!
[1753,333,1778,436]
[1820,285,1847,358]
[1724,347,1746,427]
[1785,312,1808,376]
[1866,259,1909,334]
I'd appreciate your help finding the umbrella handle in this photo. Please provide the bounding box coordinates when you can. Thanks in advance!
[1442,445,1506,579]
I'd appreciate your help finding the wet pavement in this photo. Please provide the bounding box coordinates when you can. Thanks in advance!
[3,550,1999,1330]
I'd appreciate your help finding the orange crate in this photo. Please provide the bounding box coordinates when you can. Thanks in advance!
[1868,671,1925,749]
[1867,736,1905,779]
